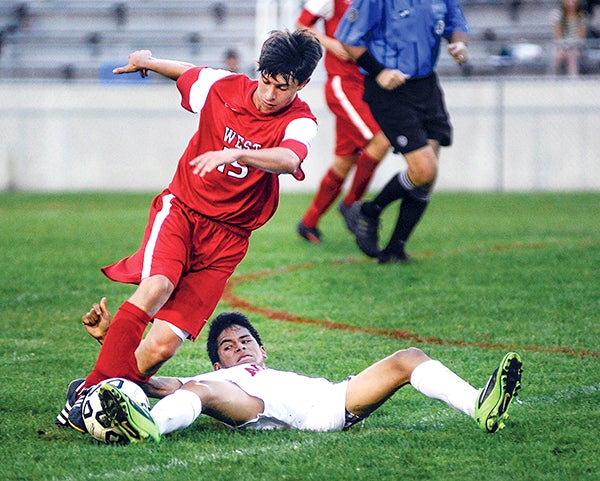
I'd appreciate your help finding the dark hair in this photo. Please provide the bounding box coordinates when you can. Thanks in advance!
[224,48,238,60]
[206,311,263,365]
[257,29,322,85]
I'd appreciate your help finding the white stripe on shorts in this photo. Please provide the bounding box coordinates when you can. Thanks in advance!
[142,193,175,279]
[331,75,374,141]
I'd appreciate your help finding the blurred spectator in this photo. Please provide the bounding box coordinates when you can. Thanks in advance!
[86,32,102,57]
[550,0,588,77]
[61,64,75,81]
[223,48,239,72]
[212,2,226,24]
[482,28,505,60]
[12,3,30,30]
[508,0,522,22]
[112,3,128,28]
[188,32,202,56]
[586,0,600,38]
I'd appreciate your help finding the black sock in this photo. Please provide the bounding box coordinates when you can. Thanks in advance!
[362,173,409,218]
[373,174,404,208]
[383,195,429,253]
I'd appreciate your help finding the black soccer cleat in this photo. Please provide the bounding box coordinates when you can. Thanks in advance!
[339,202,358,234]
[297,221,322,244]
[55,378,85,428]
[67,386,93,433]
[352,202,380,258]
[378,247,410,265]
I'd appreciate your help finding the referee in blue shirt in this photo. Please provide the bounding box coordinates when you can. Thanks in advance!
[336,0,469,263]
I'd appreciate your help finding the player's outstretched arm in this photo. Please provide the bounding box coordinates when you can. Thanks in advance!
[81,296,112,344]
[112,50,196,81]
[189,147,302,178]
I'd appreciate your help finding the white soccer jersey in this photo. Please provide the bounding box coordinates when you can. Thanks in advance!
[178,363,348,431]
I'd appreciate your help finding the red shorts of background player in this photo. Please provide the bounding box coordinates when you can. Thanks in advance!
[324,74,383,157]
[101,189,249,340]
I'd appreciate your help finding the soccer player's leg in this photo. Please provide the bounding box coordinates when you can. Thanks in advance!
[181,379,264,428]
[345,347,430,421]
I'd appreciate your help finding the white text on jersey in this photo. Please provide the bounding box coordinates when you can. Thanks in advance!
[223,127,262,150]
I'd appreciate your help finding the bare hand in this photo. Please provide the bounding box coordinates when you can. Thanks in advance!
[189,150,239,177]
[82,297,112,344]
[112,50,153,77]
[375,69,410,90]
[448,41,468,65]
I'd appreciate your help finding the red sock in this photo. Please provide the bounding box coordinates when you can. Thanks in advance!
[84,301,151,387]
[343,151,379,206]
[302,168,344,227]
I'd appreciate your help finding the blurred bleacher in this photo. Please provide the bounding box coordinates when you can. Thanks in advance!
[0,0,599,81]
[437,0,600,76]
[0,0,257,81]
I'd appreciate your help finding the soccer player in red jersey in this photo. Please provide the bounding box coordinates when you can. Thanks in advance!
[295,0,390,244]
[56,30,323,433]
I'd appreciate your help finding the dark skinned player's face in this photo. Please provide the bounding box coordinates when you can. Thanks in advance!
[213,325,267,370]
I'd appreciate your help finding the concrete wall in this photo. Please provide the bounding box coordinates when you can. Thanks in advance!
[1,77,599,193]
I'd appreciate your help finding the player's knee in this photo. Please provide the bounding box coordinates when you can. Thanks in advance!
[332,155,355,176]
[182,380,218,403]
[422,163,438,184]
[370,131,391,157]
[407,148,438,186]
[391,347,430,371]
[138,275,175,306]
[155,342,178,364]
[410,162,437,186]
[182,380,208,394]
[139,336,178,366]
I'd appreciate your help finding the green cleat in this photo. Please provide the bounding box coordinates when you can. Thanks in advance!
[475,352,523,433]
[99,383,161,443]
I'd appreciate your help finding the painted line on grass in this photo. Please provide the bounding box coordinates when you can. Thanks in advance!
[223,239,599,359]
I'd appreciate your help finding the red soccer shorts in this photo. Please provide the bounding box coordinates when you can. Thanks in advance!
[102,190,249,339]
[324,75,383,157]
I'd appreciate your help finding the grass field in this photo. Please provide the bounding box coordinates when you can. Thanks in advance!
[0,191,598,481]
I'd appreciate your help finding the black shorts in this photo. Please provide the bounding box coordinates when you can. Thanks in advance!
[363,72,452,154]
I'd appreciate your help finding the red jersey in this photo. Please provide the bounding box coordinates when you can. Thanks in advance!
[297,0,359,79]
[169,67,318,232]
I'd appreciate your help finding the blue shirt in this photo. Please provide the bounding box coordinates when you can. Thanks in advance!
[335,0,469,78]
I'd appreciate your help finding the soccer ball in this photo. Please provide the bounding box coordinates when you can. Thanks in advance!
[82,377,150,444]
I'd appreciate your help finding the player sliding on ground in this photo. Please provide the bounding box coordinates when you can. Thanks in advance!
[81,299,523,442]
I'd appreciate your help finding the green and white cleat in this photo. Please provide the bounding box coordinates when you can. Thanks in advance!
[99,383,161,443]
[475,352,523,433]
